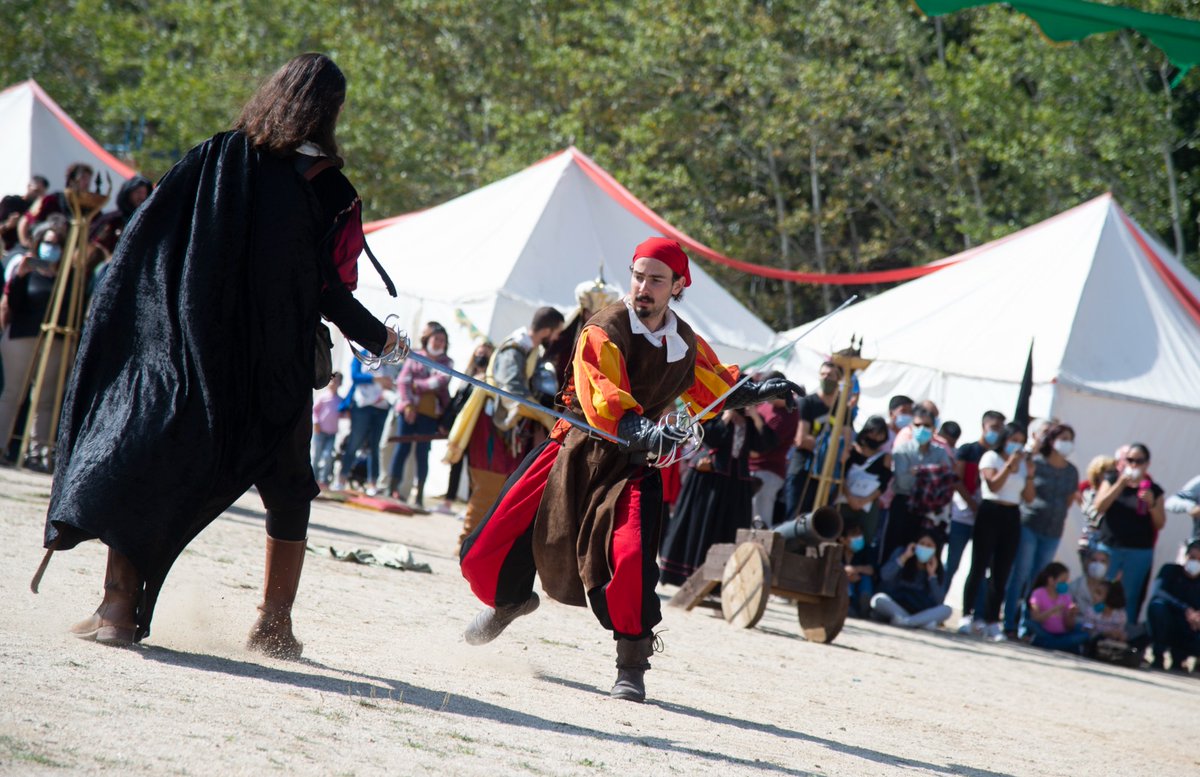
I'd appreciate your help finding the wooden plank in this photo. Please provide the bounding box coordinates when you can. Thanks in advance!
[771,552,827,595]
[666,543,738,610]
[735,528,786,573]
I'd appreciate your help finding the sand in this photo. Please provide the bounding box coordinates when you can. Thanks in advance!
[0,464,1192,776]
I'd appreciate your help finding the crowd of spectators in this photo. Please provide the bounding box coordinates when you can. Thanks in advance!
[657,358,1200,675]
[1,165,151,470]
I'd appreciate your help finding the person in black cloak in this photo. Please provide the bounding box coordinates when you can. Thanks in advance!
[37,53,401,658]
[658,404,776,586]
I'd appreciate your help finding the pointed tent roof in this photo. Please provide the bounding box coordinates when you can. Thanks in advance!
[0,79,135,197]
[776,194,1200,413]
[356,147,775,365]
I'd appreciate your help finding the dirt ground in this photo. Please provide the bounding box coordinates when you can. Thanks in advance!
[1,464,1193,776]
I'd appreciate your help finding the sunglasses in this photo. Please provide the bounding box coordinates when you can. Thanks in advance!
[1125,456,1147,465]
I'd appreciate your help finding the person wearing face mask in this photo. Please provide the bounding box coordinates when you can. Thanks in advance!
[870,531,952,628]
[1068,546,1113,616]
[961,423,1035,640]
[1093,442,1166,625]
[840,415,893,550]
[1026,562,1090,654]
[0,217,72,467]
[1002,423,1081,637]
[1078,455,1117,565]
[388,321,453,507]
[882,394,914,454]
[841,517,876,619]
[881,406,954,568]
[1146,539,1200,671]
[946,411,1006,613]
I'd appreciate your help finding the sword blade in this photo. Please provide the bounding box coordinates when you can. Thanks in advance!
[406,351,628,446]
[677,295,859,432]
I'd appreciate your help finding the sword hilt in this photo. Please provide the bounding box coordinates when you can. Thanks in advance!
[354,314,411,370]
[648,411,705,469]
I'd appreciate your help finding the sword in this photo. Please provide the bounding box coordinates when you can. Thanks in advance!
[353,319,628,445]
[673,294,859,433]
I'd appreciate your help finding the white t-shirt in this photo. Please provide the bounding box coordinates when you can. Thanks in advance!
[979,450,1027,504]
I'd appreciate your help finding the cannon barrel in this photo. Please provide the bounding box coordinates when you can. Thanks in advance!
[777,506,843,546]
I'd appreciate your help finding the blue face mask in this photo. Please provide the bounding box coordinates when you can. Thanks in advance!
[984,429,1001,446]
[913,426,933,445]
[1005,441,1024,456]
[1055,581,1070,595]
[1093,602,1106,614]
[914,545,935,564]
[38,243,62,263]
[895,413,913,430]
[849,536,865,553]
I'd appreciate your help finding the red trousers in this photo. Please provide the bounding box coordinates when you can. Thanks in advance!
[459,440,664,639]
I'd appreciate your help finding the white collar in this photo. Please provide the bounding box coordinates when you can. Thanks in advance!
[296,142,326,158]
[624,297,689,363]
[505,326,534,352]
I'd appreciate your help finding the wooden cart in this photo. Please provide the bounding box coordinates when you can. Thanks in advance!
[667,346,871,644]
[668,514,849,642]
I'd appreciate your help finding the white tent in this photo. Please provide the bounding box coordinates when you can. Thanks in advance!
[354,147,776,369]
[0,79,135,199]
[776,193,1200,579]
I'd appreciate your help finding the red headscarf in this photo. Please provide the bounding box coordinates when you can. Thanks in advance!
[633,237,691,287]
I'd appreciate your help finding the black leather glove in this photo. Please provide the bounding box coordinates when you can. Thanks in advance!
[618,412,678,452]
[725,377,805,411]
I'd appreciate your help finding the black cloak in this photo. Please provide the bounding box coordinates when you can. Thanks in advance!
[43,131,367,639]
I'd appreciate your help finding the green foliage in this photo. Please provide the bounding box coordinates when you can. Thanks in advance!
[2,0,1196,329]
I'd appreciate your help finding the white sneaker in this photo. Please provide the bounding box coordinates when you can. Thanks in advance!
[985,622,1006,642]
[329,478,345,492]
[956,615,975,635]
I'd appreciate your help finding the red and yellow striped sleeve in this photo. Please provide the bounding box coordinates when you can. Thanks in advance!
[572,325,643,435]
[679,334,740,421]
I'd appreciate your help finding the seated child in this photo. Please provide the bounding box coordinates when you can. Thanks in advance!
[1028,562,1091,654]
[841,517,875,619]
[870,530,952,629]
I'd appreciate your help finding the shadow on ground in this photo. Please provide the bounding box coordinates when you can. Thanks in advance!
[138,646,811,776]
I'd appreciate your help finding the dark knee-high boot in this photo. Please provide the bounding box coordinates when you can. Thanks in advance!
[610,635,659,703]
[70,547,140,646]
[247,537,307,659]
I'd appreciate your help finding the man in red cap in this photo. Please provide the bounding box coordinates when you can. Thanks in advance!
[459,237,800,703]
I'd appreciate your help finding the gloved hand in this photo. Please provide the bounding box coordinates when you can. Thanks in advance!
[617,413,686,453]
[725,376,805,411]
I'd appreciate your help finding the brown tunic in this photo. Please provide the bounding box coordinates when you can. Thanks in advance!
[532,302,699,606]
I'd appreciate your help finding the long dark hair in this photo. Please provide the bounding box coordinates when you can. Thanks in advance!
[995,421,1026,453]
[900,530,942,582]
[1039,423,1075,457]
[235,53,346,164]
[1031,561,1069,592]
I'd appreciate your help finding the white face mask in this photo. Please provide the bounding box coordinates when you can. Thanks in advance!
[1087,561,1107,580]
[1053,439,1074,457]
[427,346,446,357]
[1125,467,1143,481]
[1185,559,1200,578]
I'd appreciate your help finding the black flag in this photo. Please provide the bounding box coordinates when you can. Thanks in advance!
[1013,340,1034,430]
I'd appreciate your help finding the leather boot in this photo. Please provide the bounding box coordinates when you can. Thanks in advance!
[247,537,307,659]
[70,547,140,646]
[463,592,540,645]
[610,635,659,703]
[414,480,425,509]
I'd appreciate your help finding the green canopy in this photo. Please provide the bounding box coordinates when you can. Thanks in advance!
[916,0,1200,80]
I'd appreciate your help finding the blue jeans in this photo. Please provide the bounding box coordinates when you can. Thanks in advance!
[390,413,439,491]
[1107,546,1154,625]
[1029,622,1090,654]
[1004,525,1061,632]
[310,430,337,484]
[1147,600,1200,665]
[340,405,388,485]
[848,575,875,619]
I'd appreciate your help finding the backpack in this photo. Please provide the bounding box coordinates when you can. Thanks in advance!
[910,464,957,515]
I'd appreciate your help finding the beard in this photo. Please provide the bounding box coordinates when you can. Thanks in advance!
[633,294,658,319]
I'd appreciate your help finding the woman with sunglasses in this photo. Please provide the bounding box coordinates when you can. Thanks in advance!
[1093,443,1166,625]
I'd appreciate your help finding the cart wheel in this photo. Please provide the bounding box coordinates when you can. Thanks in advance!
[795,568,849,643]
[720,542,771,628]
